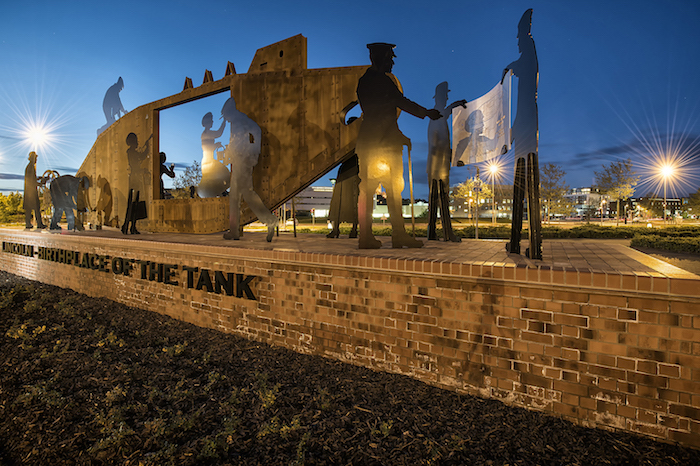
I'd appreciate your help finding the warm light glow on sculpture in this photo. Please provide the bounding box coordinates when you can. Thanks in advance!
[374,161,391,178]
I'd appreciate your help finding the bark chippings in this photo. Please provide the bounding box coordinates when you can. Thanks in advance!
[0,271,698,465]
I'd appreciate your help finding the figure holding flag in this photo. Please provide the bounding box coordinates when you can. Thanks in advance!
[502,9,538,163]
[426,81,466,242]
[501,8,542,259]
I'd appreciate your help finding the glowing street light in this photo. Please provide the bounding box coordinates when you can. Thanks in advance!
[25,125,49,152]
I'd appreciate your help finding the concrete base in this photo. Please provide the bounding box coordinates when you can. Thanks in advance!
[2,227,699,447]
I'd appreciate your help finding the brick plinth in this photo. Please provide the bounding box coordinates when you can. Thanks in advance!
[2,230,700,447]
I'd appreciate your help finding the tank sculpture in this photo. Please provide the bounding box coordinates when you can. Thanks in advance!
[78,35,366,234]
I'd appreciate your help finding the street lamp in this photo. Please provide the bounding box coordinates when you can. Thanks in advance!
[489,163,498,225]
[661,164,674,225]
[474,167,481,239]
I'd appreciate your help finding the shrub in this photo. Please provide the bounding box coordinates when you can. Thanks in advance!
[630,234,700,255]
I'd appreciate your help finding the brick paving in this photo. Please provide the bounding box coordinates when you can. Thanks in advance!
[12,225,696,279]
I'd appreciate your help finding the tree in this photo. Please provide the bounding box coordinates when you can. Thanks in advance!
[594,158,638,225]
[0,192,24,223]
[687,187,700,218]
[453,177,493,222]
[540,163,570,223]
[172,160,202,199]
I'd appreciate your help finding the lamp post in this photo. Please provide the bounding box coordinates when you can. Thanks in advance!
[661,164,673,225]
[474,167,481,240]
[489,163,498,225]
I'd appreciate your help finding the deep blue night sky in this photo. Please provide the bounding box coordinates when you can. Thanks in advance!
[1,0,699,199]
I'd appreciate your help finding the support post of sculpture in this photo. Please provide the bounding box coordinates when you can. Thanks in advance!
[526,151,543,259]
[508,157,526,255]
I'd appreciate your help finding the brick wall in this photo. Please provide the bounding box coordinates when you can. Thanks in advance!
[2,231,700,447]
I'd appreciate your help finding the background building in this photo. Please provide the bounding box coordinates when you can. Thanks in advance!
[564,187,609,219]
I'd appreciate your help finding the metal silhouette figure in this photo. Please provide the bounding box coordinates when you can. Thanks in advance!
[125,132,151,197]
[49,175,90,231]
[23,151,46,229]
[103,77,126,123]
[98,77,128,136]
[427,82,466,242]
[198,111,230,198]
[75,172,92,231]
[122,132,151,234]
[220,97,278,242]
[355,43,441,249]
[502,9,542,259]
[95,175,112,227]
[326,155,360,238]
[121,188,147,235]
[159,152,175,199]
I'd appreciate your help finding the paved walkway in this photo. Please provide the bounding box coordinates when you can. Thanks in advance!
[8,226,696,279]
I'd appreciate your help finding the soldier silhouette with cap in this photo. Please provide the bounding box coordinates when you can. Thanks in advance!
[23,151,46,229]
[427,81,466,242]
[355,42,441,249]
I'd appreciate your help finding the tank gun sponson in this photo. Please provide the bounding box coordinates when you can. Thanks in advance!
[78,35,366,233]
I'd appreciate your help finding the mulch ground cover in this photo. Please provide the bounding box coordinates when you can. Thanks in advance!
[1,271,698,465]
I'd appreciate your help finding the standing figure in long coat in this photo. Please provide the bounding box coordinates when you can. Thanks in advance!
[326,154,360,238]
[23,151,46,229]
[355,42,441,249]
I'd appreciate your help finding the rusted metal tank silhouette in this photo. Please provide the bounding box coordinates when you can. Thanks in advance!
[78,35,365,233]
